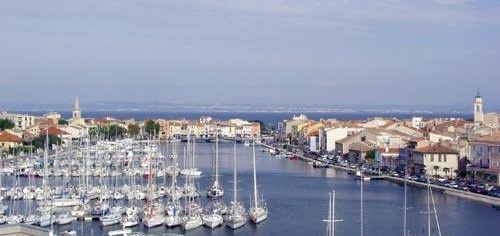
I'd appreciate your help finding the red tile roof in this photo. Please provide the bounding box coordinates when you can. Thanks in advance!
[0,132,22,143]
[415,144,458,154]
[41,126,69,136]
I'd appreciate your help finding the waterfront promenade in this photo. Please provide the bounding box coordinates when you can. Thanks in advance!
[260,143,500,206]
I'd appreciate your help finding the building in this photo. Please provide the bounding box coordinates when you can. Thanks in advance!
[0,132,23,151]
[348,142,376,164]
[0,111,35,130]
[375,147,401,169]
[429,131,454,143]
[469,135,500,186]
[412,117,423,129]
[414,143,460,177]
[325,127,363,152]
[70,97,85,126]
[474,92,484,123]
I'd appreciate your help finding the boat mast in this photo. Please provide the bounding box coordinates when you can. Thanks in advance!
[430,182,442,236]
[360,169,364,236]
[403,166,408,236]
[43,131,49,206]
[252,142,258,209]
[427,176,431,236]
[332,190,336,236]
[233,142,237,212]
[215,132,219,186]
[147,139,152,216]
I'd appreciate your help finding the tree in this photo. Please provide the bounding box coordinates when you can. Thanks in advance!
[433,165,440,176]
[30,134,61,150]
[364,150,376,165]
[0,119,15,131]
[89,125,126,139]
[128,124,140,137]
[144,120,160,136]
[58,119,69,125]
[442,167,450,178]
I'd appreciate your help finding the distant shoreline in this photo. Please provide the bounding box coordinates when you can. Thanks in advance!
[4,110,472,126]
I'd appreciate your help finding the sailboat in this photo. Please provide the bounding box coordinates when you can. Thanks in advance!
[38,132,55,228]
[226,142,247,230]
[402,167,415,236]
[24,167,39,225]
[165,143,184,228]
[180,135,202,177]
[182,136,203,231]
[323,190,343,236]
[207,134,224,198]
[420,176,442,236]
[120,214,139,228]
[143,144,164,228]
[182,198,203,231]
[249,142,268,224]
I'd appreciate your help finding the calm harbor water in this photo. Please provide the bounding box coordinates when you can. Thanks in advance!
[4,142,499,235]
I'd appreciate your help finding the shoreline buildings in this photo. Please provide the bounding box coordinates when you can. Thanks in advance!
[278,93,500,186]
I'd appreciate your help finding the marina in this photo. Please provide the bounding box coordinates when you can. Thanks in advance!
[0,140,499,235]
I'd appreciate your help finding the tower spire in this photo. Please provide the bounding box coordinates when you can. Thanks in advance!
[74,96,80,111]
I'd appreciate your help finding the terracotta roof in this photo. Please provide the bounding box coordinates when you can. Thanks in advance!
[471,133,500,145]
[415,144,458,154]
[349,142,375,152]
[309,130,319,136]
[41,126,69,136]
[0,132,22,143]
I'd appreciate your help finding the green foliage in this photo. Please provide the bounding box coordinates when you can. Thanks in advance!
[58,119,69,125]
[442,167,450,176]
[144,120,160,136]
[89,125,126,139]
[433,165,440,176]
[30,134,61,150]
[0,119,15,131]
[128,124,140,137]
[365,150,376,160]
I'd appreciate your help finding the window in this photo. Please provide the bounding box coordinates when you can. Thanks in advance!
[444,155,447,162]
[430,154,434,162]
[438,154,442,162]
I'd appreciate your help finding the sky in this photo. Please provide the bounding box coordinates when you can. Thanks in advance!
[0,0,499,109]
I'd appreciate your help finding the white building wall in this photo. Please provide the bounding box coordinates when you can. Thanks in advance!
[423,153,459,177]
[325,127,362,152]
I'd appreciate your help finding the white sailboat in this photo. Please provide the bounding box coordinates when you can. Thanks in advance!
[420,176,442,236]
[143,145,164,228]
[56,213,73,225]
[402,167,415,236]
[202,211,223,229]
[100,213,121,226]
[182,140,203,232]
[120,214,139,228]
[180,135,202,177]
[165,144,184,228]
[323,190,343,236]
[38,132,55,228]
[226,142,247,230]
[249,142,268,224]
[207,134,224,198]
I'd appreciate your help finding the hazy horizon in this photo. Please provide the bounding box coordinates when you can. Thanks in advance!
[1,0,499,107]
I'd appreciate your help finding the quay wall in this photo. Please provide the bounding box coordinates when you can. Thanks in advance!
[0,224,52,236]
[260,143,500,206]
